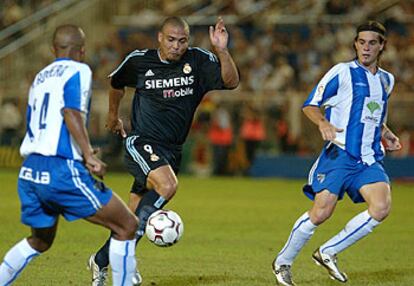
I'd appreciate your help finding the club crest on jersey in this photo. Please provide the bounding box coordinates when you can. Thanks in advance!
[379,73,390,94]
[183,63,192,74]
[150,153,160,162]
[314,84,325,102]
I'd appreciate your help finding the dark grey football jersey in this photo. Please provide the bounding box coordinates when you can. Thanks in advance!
[110,48,226,146]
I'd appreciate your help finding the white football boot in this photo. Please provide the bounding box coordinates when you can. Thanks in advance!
[87,254,108,286]
[312,248,348,283]
[132,268,143,286]
[272,259,296,286]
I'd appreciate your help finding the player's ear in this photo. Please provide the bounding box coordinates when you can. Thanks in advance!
[157,32,163,43]
[51,45,57,57]
[380,41,385,51]
[79,46,86,60]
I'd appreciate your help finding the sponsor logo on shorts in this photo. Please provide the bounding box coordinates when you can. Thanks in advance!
[19,166,50,184]
[150,154,160,162]
[317,173,326,183]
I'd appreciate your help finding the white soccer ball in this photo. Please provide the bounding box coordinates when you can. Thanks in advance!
[145,209,184,247]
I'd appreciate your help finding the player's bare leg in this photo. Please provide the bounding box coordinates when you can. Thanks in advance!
[315,183,390,283]
[90,165,178,286]
[129,165,178,285]
[0,224,58,285]
[360,182,391,222]
[273,191,337,286]
[87,193,138,286]
[129,192,143,213]
[127,192,143,286]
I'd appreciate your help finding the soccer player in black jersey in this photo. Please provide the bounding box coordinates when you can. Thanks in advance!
[88,16,239,286]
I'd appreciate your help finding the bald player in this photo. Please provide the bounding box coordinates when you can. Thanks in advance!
[88,16,239,285]
[0,24,138,286]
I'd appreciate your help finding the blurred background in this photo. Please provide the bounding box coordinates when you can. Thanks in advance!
[0,0,413,178]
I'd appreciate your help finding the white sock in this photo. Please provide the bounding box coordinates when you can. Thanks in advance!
[320,210,380,255]
[276,212,317,265]
[109,238,137,286]
[0,239,39,286]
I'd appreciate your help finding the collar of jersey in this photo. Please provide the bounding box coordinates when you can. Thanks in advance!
[54,57,72,62]
[354,59,380,76]
[157,49,171,64]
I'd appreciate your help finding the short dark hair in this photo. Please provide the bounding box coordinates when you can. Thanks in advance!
[160,16,190,34]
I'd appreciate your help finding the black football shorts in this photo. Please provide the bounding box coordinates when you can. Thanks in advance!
[124,135,181,195]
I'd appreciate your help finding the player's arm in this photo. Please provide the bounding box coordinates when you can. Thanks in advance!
[209,17,239,89]
[302,64,345,142]
[63,108,106,177]
[302,105,343,142]
[382,123,401,151]
[106,87,127,138]
[107,51,140,138]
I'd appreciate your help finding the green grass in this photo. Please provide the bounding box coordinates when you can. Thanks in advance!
[0,169,413,285]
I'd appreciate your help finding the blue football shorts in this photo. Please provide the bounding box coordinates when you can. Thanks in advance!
[18,154,112,228]
[303,143,390,203]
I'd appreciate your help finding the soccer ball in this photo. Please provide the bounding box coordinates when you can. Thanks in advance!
[145,209,184,247]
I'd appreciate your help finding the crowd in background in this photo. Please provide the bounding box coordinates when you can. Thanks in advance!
[89,1,414,93]
[1,0,414,174]
[0,0,53,30]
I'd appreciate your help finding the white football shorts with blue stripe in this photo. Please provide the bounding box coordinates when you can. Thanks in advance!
[18,154,112,228]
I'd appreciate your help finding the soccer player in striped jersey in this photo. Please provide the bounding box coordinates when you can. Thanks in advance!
[272,21,401,286]
[88,16,239,285]
[0,25,138,286]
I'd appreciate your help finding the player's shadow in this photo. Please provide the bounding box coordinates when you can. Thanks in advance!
[146,274,241,285]
[300,268,411,285]
[351,268,412,283]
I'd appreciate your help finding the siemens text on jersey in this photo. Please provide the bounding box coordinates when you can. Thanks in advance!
[145,75,194,89]
[33,64,69,87]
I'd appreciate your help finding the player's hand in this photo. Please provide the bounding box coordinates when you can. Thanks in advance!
[106,115,127,138]
[84,154,107,179]
[209,17,229,52]
[383,130,402,151]
[318,119,343,141]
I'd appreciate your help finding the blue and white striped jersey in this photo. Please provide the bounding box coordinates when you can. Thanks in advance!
[303,60,395,165]
[20,58,92,161]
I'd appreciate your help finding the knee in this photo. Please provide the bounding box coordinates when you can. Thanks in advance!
[309,207,334,225]
[28,237,53,253]
[158,181,178,200]
[369,202,391,222]
[119,214,139,240]
[126,214,139,236]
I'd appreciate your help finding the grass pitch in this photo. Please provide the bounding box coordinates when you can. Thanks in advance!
[0,169,413,286]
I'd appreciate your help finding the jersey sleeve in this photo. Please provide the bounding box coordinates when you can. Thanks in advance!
[380,71,395,98]
[109,50,143,89]
[303,63,345,108]
[194,48,225,92]
[63,65,92,112]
